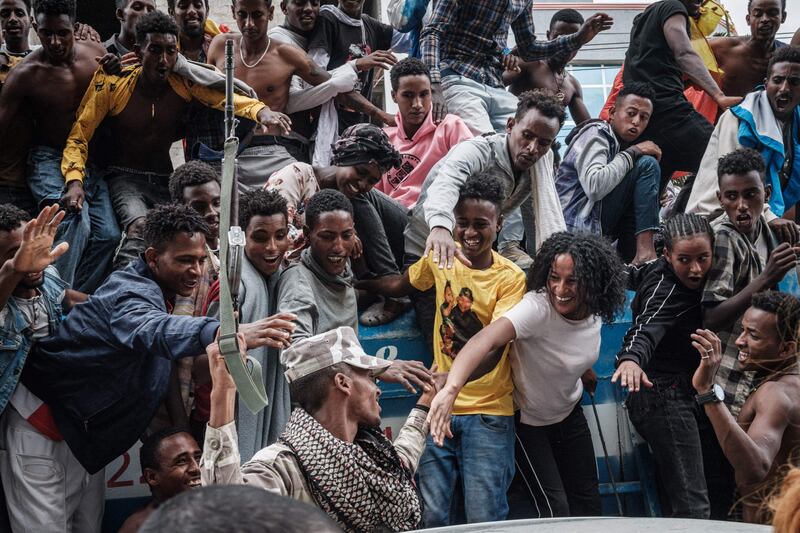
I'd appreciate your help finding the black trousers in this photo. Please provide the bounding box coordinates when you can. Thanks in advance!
[510,404,601,518]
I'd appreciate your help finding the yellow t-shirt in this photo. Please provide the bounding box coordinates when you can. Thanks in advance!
[408,251,526,415]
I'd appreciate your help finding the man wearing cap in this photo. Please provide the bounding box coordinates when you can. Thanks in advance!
[201,326,438,532]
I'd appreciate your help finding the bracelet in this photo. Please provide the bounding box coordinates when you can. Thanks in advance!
[414,404,430,414]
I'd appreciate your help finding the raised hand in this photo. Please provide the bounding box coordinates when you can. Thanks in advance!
[11,204,69,274]
[576,13,614,45]
[239,312,297,350]
[691,328,722,393]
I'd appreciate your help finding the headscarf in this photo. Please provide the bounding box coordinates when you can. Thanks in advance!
[331,123,402,173]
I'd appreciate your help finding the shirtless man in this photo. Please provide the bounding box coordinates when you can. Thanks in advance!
[60,10,289,269]
[709,0,788,97]
[504,9,591,125]
[0,0,120,293]
[205,0,336,185]
[693,291,800,523]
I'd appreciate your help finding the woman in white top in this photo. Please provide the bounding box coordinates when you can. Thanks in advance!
[427,232,626,518]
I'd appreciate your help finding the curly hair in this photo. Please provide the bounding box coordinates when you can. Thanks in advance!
[239,189,288,229]
[136,10,179,44]
[717,148,766,184]
[617,81,656,104]
[768,44,800,77]
[0,204,29,233]
[751,291,800,345]
[515,90,566,125]
[143,203,209,251]
[34,0,75,21]
[168,160,219,203]
[304,189,353,230]
[662,213,714,252]
[458,174,504,212]
[389,57,430,91]
[526,232,626,323]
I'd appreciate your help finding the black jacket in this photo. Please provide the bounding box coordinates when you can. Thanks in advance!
[615,257,703,376]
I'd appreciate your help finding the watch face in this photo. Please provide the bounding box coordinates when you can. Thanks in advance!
[713,384,725,402]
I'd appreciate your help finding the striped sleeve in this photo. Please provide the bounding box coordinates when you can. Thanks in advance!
[615,274,679,369]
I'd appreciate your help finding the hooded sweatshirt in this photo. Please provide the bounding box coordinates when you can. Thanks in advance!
[377,111,472,208]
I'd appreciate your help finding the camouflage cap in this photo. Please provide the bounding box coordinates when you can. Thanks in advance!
[282,326,392,383]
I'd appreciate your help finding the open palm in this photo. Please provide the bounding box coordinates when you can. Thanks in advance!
[12,205,69,274]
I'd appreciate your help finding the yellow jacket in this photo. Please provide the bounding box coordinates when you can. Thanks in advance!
[62,66,266,183]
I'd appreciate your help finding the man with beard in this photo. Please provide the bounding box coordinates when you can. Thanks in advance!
[0,204,103,532]
[119,429,203,533]
[687,45,800,239]
[201,326,440,532]
[0,0,121,293]
[59,10,290,269]
[709,0,788,97]
[504,9,591,125]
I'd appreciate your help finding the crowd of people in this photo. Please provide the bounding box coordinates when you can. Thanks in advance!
[1,0,800,531]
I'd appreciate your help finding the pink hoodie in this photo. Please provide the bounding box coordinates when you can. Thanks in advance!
[377,111,473,208]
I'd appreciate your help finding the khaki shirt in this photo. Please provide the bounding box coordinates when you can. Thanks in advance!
[200,408,429,505]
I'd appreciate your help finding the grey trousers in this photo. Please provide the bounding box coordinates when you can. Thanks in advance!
[0,407,105,533]
[352,189,408,278]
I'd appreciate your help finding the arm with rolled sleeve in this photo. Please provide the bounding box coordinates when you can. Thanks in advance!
[423,137,492,233]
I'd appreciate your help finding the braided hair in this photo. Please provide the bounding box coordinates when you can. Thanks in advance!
[662,213,714,252]
[526,232,626,323]
[331,124,402,173]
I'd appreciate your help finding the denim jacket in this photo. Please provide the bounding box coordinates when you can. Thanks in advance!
[22,258,219,474]
[0,266,66,415]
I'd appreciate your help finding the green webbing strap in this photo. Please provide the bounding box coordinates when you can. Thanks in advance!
[219,137,269,413]
[217,37,267,414]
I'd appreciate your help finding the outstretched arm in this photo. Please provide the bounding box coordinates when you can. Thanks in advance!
[355,271,415,298]
[282,44,331,86]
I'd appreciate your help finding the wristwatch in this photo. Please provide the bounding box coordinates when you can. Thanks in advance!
[695,384,725,406]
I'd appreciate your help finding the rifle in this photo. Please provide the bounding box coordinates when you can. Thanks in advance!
[217,38,269,413]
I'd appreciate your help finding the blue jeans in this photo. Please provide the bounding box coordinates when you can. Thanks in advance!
[418,413,515,527]
[27,146,120,292]
[600,155,660,262]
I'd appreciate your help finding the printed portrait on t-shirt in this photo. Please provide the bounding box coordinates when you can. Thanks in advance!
[439,281,484,358]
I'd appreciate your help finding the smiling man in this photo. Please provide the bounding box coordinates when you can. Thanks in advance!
[692,291,800,523]
[119,428,202,533]
[688,46,800,240]
[701,148,800,418]
[555,81,661,264]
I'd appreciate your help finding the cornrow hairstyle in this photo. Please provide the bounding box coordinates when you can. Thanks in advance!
[717,148,767,184]
[662,213,714,252]
[768,45,800,77]
[331,123,402,173]
[457,174,504,212]
[143,203,210,251]
[139,427,193,473]
[136,10,178,44]
[515,90,566,126]
[751,291,800,345]
[526,232,627,323]
[550,8,583,28]
[390,57,430,91]
[0,204,29,232]
[34,0,75,21]
[238,189,289,229]
[168,160,220,202]
[304,189,353,230]
[617,81,656,104]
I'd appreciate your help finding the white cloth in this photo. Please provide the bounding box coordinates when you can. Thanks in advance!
[0,407,105,533]
[503,291,600,426]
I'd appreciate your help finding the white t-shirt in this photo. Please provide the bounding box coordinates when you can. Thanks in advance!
[503,291,601,426]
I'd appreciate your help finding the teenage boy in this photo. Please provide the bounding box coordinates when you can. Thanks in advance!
[0,204,103,532]
[277,189,434,393]
[687,45,800,241]
[167,0,221,63]
[105,0,156,57]
[0,0,121,293]
[20,204,293,474]
[377,57,472,209]
[358,175,526,526]
[702,148,800,418]
[0,0,32,56]
[60,10,291,269]
[693,291,800,524]
[204,189,298,459]
[555,81,661,264]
